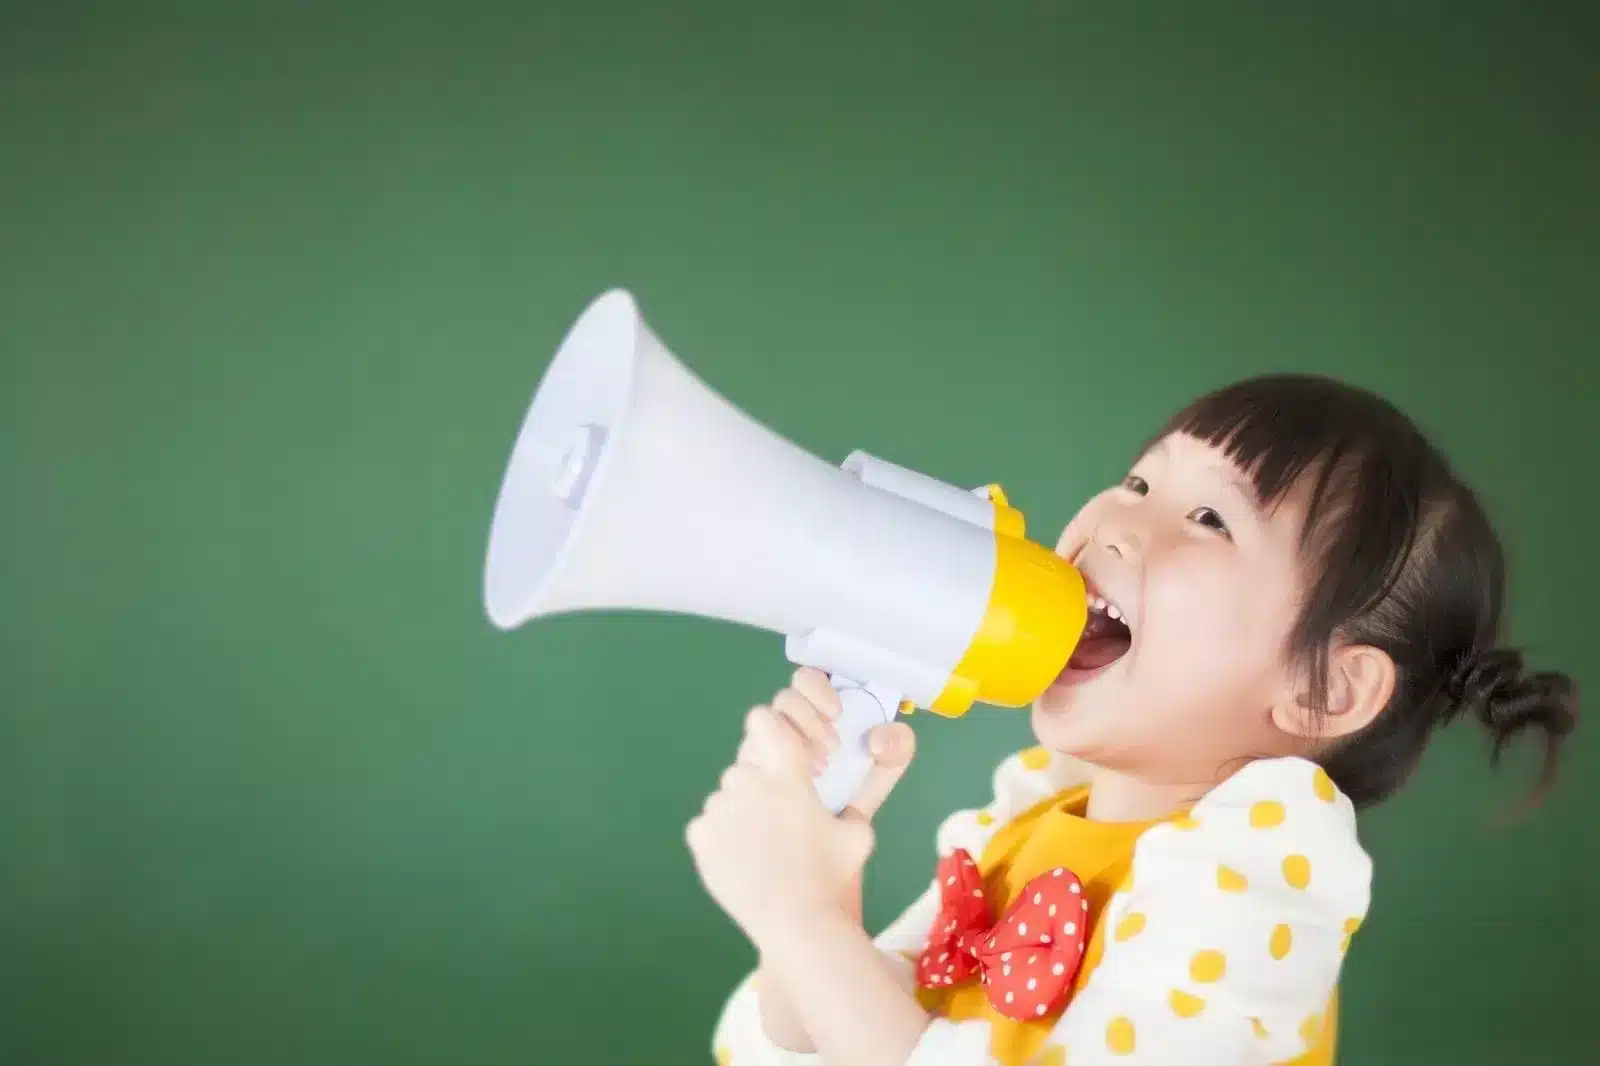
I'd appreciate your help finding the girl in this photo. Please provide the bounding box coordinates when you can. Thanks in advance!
[686,374,1578,1066]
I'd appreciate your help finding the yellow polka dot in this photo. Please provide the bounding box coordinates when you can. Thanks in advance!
[1169,989,1206,1017]
[1250,800,1286,828]
[1114,912,1146,941]
[1217,865,1249,893]
[715,1045,732,1066]
[1189,949,1226,983]
[1270,923,1293,960]
[1106,1017,1136,1055]
[1251,1018,1269,1039]
[1020,747,1052,770]
[976,810,995,826]
[1282,854,1312,889]
[1313,767,1337,803]
[1172,814,1201,830]
[1341,916,1361,954]
[1028,1046,1066,1066]
[1300,1013,1324,1047]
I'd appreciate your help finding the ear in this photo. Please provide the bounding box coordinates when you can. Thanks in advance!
[1271,644,1396,742]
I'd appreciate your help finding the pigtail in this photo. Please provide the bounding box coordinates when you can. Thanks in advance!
[1445,647,1580,812]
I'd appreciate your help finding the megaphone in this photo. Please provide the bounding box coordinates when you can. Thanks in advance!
[483,290,1088,812]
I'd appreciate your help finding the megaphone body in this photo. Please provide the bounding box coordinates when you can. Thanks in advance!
[484,290,1088,811]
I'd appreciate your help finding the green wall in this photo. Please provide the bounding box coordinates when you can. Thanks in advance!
[2,4,1593,1063]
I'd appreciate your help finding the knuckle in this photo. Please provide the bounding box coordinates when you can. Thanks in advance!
[771,688,805,719]
[794,668,841,708]
[775,690,829,739]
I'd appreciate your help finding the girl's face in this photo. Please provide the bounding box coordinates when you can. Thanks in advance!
[1035,432,1313,788]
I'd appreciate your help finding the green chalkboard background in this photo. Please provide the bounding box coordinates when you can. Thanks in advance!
[2,3,1594,1063]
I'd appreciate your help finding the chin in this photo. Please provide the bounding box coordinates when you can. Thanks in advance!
[1030,690,1093,753]
[1029,669,1127,758]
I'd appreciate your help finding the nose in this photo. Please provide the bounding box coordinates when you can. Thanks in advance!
[1092,516,1143,561]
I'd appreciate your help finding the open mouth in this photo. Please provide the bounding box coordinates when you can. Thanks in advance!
[1063,582,1133,676]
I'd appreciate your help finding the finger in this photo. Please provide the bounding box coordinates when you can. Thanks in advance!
[700,784,727,817]
[740,704,812,779]
[772,686,839,773]
[718,762,760,795]
[788,670,845,776]
[869,720,917,770]
[792,668,843,720]
[734,705,778,765]
[840,722,917,820]
[734,698,793,760]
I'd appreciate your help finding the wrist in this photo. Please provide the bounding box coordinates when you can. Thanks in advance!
[746,866,863,952]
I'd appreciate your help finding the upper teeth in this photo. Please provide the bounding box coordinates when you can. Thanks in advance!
[1091,595,1123,621]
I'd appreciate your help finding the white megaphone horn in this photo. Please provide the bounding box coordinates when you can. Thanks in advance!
[483,289,1088,812]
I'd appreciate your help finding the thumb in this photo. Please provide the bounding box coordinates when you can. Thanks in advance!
[839,721,917,822]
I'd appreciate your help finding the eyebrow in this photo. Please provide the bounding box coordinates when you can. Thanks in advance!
[1210,463,1267,515]
[1148,436,1267,515]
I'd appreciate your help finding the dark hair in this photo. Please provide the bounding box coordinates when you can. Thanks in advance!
[1154,374,1579,810]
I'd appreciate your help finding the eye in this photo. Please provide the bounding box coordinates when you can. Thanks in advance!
[1190,507,1231,538]
[1122,475,1150,496]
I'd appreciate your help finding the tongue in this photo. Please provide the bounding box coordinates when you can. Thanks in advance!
[1068,636,1130,671]
[1067,613,1132,671]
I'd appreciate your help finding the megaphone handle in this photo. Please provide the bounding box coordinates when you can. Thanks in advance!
[813,678,901,814]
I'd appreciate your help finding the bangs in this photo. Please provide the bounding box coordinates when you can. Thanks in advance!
[1153,375,1364,513]
[1149,374,1437,621]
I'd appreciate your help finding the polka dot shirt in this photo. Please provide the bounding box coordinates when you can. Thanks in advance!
[711,751,1371,1066]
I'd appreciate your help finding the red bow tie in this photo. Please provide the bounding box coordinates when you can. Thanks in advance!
[915,848,1088,1021]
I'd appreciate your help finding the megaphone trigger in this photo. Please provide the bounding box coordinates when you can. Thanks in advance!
[812,677,903,815]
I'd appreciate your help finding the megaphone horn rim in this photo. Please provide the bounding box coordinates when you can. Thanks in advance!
[482,287,646,630]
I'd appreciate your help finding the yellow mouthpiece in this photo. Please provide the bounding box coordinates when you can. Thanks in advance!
[926,486,1089,717]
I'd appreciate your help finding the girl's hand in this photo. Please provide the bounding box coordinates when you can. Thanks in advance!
[769,668,917,919]
[761,667,916,823]
[686,669,916,942]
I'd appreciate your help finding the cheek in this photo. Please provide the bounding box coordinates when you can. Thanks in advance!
[1140,550,1269,678]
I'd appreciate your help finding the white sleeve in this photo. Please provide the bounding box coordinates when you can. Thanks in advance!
[1026,757,1372,1066]
[710,748,1096,1066]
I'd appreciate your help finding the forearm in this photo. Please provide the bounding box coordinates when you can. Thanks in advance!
[756,943,916,1052]
[756,958,815,1052]
[758,906,931,1066]
[755,875,865,1052]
